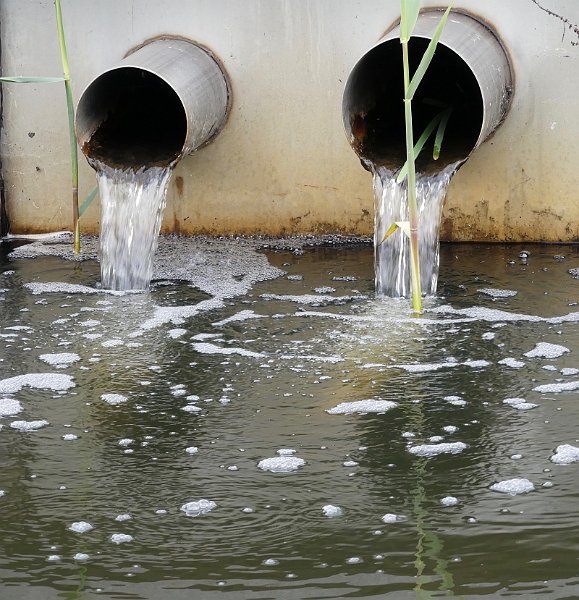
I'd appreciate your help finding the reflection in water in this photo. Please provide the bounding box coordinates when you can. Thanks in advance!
[0,242,578,599]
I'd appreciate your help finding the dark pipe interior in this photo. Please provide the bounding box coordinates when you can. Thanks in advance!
[344,38,483,173]
[82,68,187,169]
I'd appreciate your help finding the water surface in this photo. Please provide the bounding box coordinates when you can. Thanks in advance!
[0,239,578,599]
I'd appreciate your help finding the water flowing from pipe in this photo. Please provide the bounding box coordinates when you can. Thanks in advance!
[93,161,173,291]
[370,161,460,297]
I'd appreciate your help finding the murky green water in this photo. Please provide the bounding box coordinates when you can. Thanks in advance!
[1,240,578,599]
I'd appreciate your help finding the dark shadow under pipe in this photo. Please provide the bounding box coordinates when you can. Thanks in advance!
[343,10,513,174]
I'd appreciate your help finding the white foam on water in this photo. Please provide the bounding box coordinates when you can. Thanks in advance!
[181,405,202,413]
[191,342,264,359]
[482,332,496,340]
[343,460,359,467]
[0,373,75,394]
[346,557,363,564]
[38,353,80,368]
[503,397,539,411]
[0,490,5,497]
[73,553,90,561]
[443,425,458,434]
[111,533,133,544]
[167,329,187,339]
[550,444,579,465]
[47,555,61,562]
[429,436,444,443]
[322,504,343,517]
[10,420,49,431]
[180,499,217,517]
[0,398,22,417]
[280,353,344,364]
[101,393,128,405]
[115,514,132,522]
[118,439,134,447]
[135,298,226,334]
[524,342,570,359]
[24,282,102,295]
[381,513,406,524]
[258,456,305,473]
[314,287,336,294]
[408,442,467,457]
[213,311,266,327]
[69,521,93,533]
[561,368,579,376]
[185,447,199,454]
[263,558,279,566]
[276,448,296,456]
[533,381,579,394]
[326,399,397,415]
[478,288,518,298]
[62,433,78,441]
[440,496,459,507]
[498,358,525,369]
[490,478,534,495]
[260,293,367,304]
[543,365,557,371]
[444,396,467,407]
[431,304,579,324]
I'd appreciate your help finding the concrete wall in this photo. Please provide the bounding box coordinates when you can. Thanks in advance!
[0,0,578,241]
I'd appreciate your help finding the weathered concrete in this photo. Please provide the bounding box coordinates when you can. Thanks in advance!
[0,0,578,241]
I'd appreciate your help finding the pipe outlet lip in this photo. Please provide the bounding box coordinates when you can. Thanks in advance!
[76,37,231,170]
[342,9,513,174]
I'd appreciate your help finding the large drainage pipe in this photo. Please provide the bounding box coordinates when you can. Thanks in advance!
[343,9,513,173]
[76,37,231,169]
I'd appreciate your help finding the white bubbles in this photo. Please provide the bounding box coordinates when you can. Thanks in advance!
[101,393,128,405]
[0,373,75,394]
[185,446,199,455]
[73,553,90,561]
[478,288,518,298]
[490,478,535,495]
[498,357,525,369]
[276,448,296,456]
[444,396,467,407]
[180,499,217,517]
[115,514,132,522]
[62,433,78,441]
[111,533,134,544]
[10,420,49,432]
[408,442,467,457]
[381,513,406,524]
[69,521,93,533]
[118,438,134,447]
[322,504,343,517]
[263,558,279,566]
[502,398,539,411]
[533,381,579,394]
[257,456,305,473]
[524,342,570,359]
[346,556,363,564]
[326,399,397,414]
[440,496,459,507]
[0,398,22,417]
[550,444,579,465]
[38,353,80,368]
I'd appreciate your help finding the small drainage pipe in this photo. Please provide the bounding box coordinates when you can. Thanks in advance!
[343,10,513,173]
[76,37,231,169]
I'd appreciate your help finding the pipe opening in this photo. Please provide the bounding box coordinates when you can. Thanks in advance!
[78,68,187,169]
[344,38,483,173]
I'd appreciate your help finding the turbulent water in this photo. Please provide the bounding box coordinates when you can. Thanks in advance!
[95,162,172,291]
[372,163,459,297]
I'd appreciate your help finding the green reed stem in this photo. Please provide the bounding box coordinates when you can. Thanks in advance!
[54,0,80,253]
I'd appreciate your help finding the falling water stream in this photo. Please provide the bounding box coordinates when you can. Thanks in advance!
[94,161,173,291]
[371,162,460,297]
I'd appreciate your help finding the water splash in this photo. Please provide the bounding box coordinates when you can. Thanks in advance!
[94,162,172,291]
[371,162,459,297]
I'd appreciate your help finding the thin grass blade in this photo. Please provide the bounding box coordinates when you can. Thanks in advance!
[400,0,422,42]
[380,221,411,244]
[0,76,65,83]
[397,111,444,183]
[406,4,453,100]
[78,186,98,218]
[433,107,453,160]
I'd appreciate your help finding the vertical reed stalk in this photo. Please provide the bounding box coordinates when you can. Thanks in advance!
[54,0,80,253]
[401,39,423,313]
